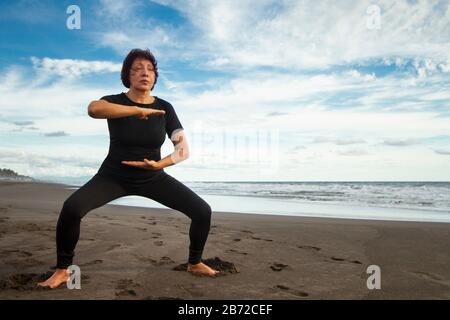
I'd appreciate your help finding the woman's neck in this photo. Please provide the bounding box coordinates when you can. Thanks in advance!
[126,88,154,104]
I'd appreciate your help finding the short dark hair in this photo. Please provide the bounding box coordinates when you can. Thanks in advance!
[121,48,159,90]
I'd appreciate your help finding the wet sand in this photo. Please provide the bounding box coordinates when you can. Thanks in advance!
[0,180,449,299]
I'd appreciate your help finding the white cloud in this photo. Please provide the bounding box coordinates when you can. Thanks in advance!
[336,148,370,156]
[0,146,106,178]
[44,131,70,137]
[97,28,179,57]
[312,137,366,145]
[383,138,423,146]
[30,57,121,78]
[144,0,450,70]
[98,0,139,18]
[346,70,376,82]
[433,149,450,155]
[0,61,123,122]
[1,57,449,142]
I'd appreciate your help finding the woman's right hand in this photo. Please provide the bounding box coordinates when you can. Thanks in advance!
[135,107,166,120]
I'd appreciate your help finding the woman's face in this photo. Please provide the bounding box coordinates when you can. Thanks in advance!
[129,58,156,92]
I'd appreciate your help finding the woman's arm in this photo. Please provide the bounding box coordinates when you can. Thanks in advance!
[122,129,189,170]
[87,100,165,119]
[156,129,190,169]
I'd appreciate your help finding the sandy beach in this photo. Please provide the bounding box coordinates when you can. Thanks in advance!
[0,180,449,300]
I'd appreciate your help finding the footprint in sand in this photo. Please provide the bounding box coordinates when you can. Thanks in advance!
[157,256,175,265]
[233,238,241,242]
[275,284,309,297]
[1,249,33,257]
[297,245,362,265]
[177,284,205,298]
[141,256,175,266]
[297,245,321,252]
[80,259,103,267]
[270,262,289,271]
[154,240,164,246]
[143,295,184,300]
[15,223,42,232]
[107,244,122,251]
[236,230,271,241]
[250,236,273,242]
[410,271,450,287]
[115,279,141,297]
[226,248,248,255]
[330,256,362,265]
[5,257,42,268]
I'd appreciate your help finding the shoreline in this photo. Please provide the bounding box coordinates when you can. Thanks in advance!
[4,179,449,224]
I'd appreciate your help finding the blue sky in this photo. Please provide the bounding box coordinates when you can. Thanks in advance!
[0,0,449,182]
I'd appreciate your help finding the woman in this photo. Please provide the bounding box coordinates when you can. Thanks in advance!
[38,48,219,289]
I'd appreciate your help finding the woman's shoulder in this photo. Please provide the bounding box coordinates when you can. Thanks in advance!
[156,96,171,107]
[156,97,175,111]
[99,92,126,103]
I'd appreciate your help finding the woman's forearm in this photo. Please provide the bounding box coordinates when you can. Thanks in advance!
[88,100,141,119]
[156,154,176,169]
[157,130,190,169]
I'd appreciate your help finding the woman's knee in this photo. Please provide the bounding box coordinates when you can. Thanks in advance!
[59,197,85,221]
[194,200,212,222]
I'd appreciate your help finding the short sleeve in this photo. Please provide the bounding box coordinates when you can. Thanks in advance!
[165,102,184,138]
[99,95,113,103]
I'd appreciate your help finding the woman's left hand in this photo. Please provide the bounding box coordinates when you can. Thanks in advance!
[121,158,161,170]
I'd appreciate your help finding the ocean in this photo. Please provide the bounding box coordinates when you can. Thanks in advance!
[34,176,450,223]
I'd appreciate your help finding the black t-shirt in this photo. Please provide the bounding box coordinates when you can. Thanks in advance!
[96,92,183,183]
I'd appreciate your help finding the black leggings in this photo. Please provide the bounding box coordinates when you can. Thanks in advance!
[55,171,212,268]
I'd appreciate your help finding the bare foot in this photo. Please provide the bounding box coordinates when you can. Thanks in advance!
[187,262,220,277]
[37,268,69,289]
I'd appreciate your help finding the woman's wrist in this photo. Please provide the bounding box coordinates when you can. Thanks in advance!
[155,161,164,170]
[134,106,142,116]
